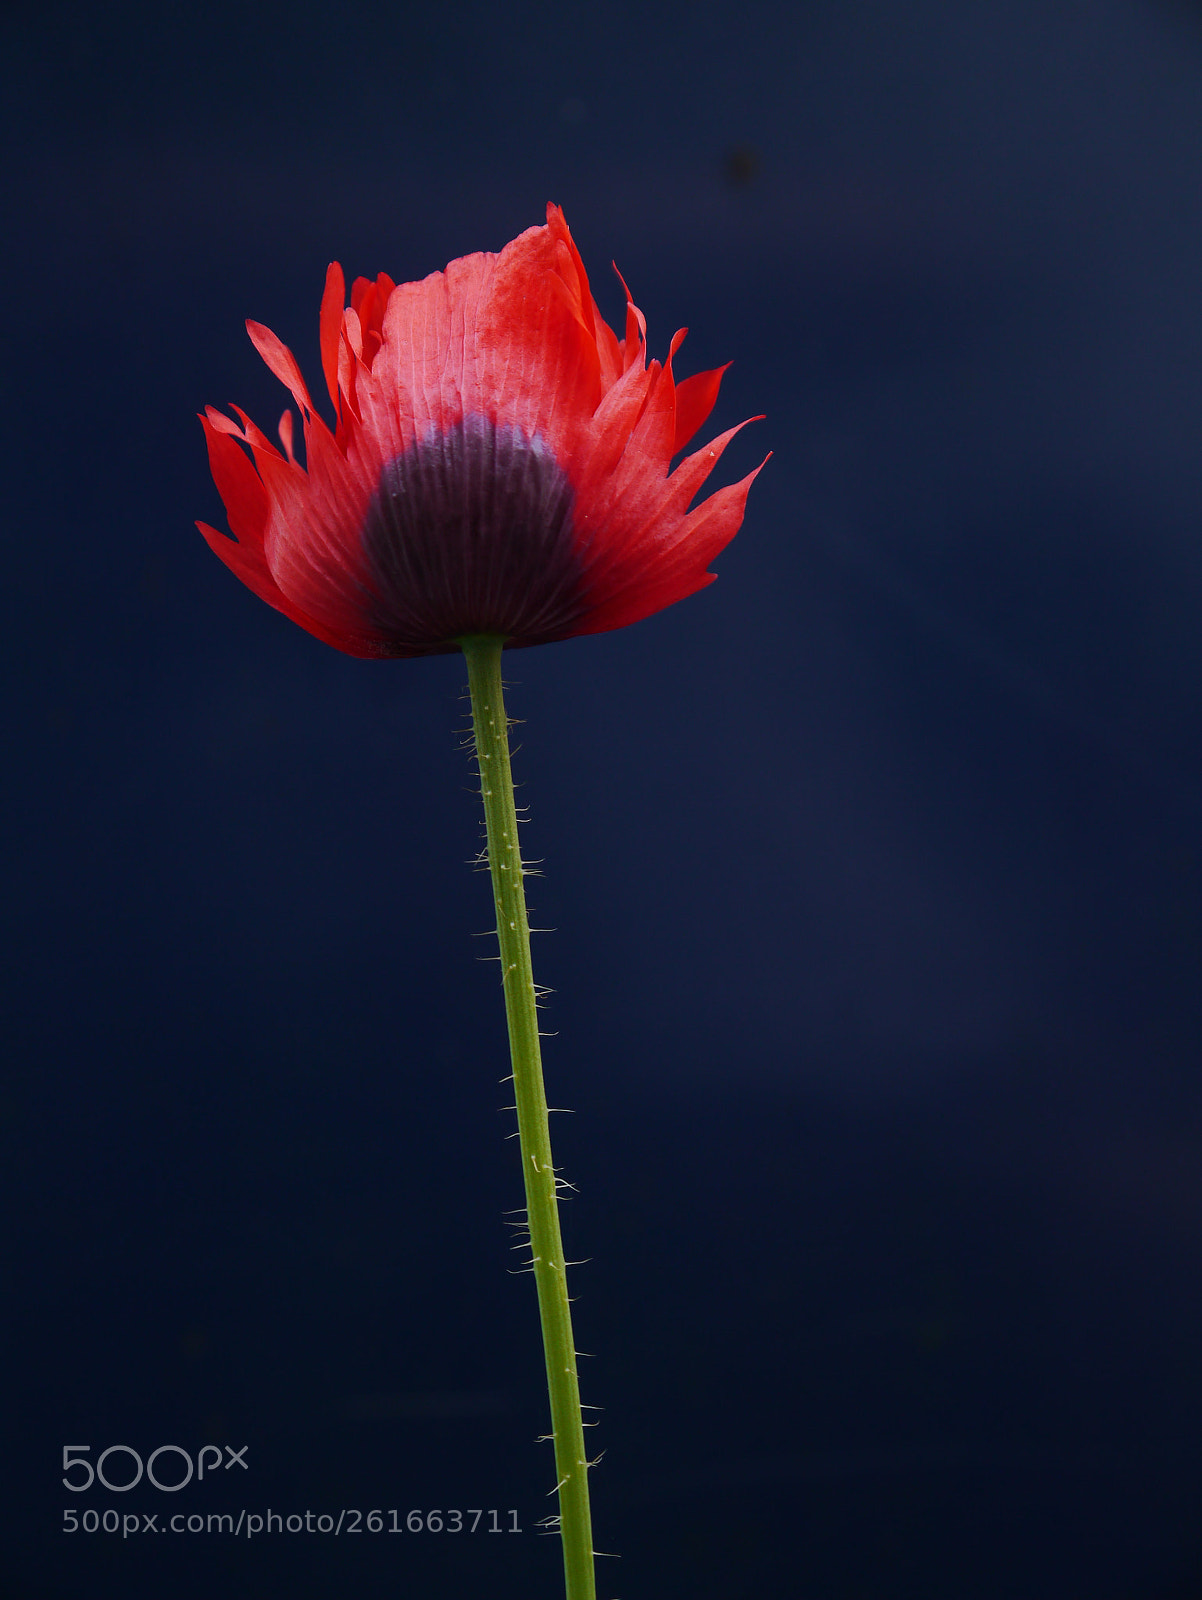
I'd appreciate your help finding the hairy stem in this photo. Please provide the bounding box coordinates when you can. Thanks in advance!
[459,633,596,1600]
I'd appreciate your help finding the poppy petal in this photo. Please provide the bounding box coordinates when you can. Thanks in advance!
[200,208,764,658]
[319,262,345,413]
[246,321,315,420]
[672,363,730,455]
[199,414,268,548]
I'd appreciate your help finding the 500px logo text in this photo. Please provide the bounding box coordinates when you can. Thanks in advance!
[62,1445,249,1492]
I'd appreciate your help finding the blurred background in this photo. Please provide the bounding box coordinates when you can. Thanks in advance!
[4,1,1202,1595]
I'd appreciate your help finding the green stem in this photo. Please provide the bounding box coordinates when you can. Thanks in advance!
[459,633,597,1600]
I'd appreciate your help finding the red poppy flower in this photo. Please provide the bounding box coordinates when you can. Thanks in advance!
[198,204,765,657]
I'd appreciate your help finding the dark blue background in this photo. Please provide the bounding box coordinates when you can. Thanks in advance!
[5,1,1202,1595]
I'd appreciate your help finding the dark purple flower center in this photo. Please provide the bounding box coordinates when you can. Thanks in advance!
[361,413,589,652]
